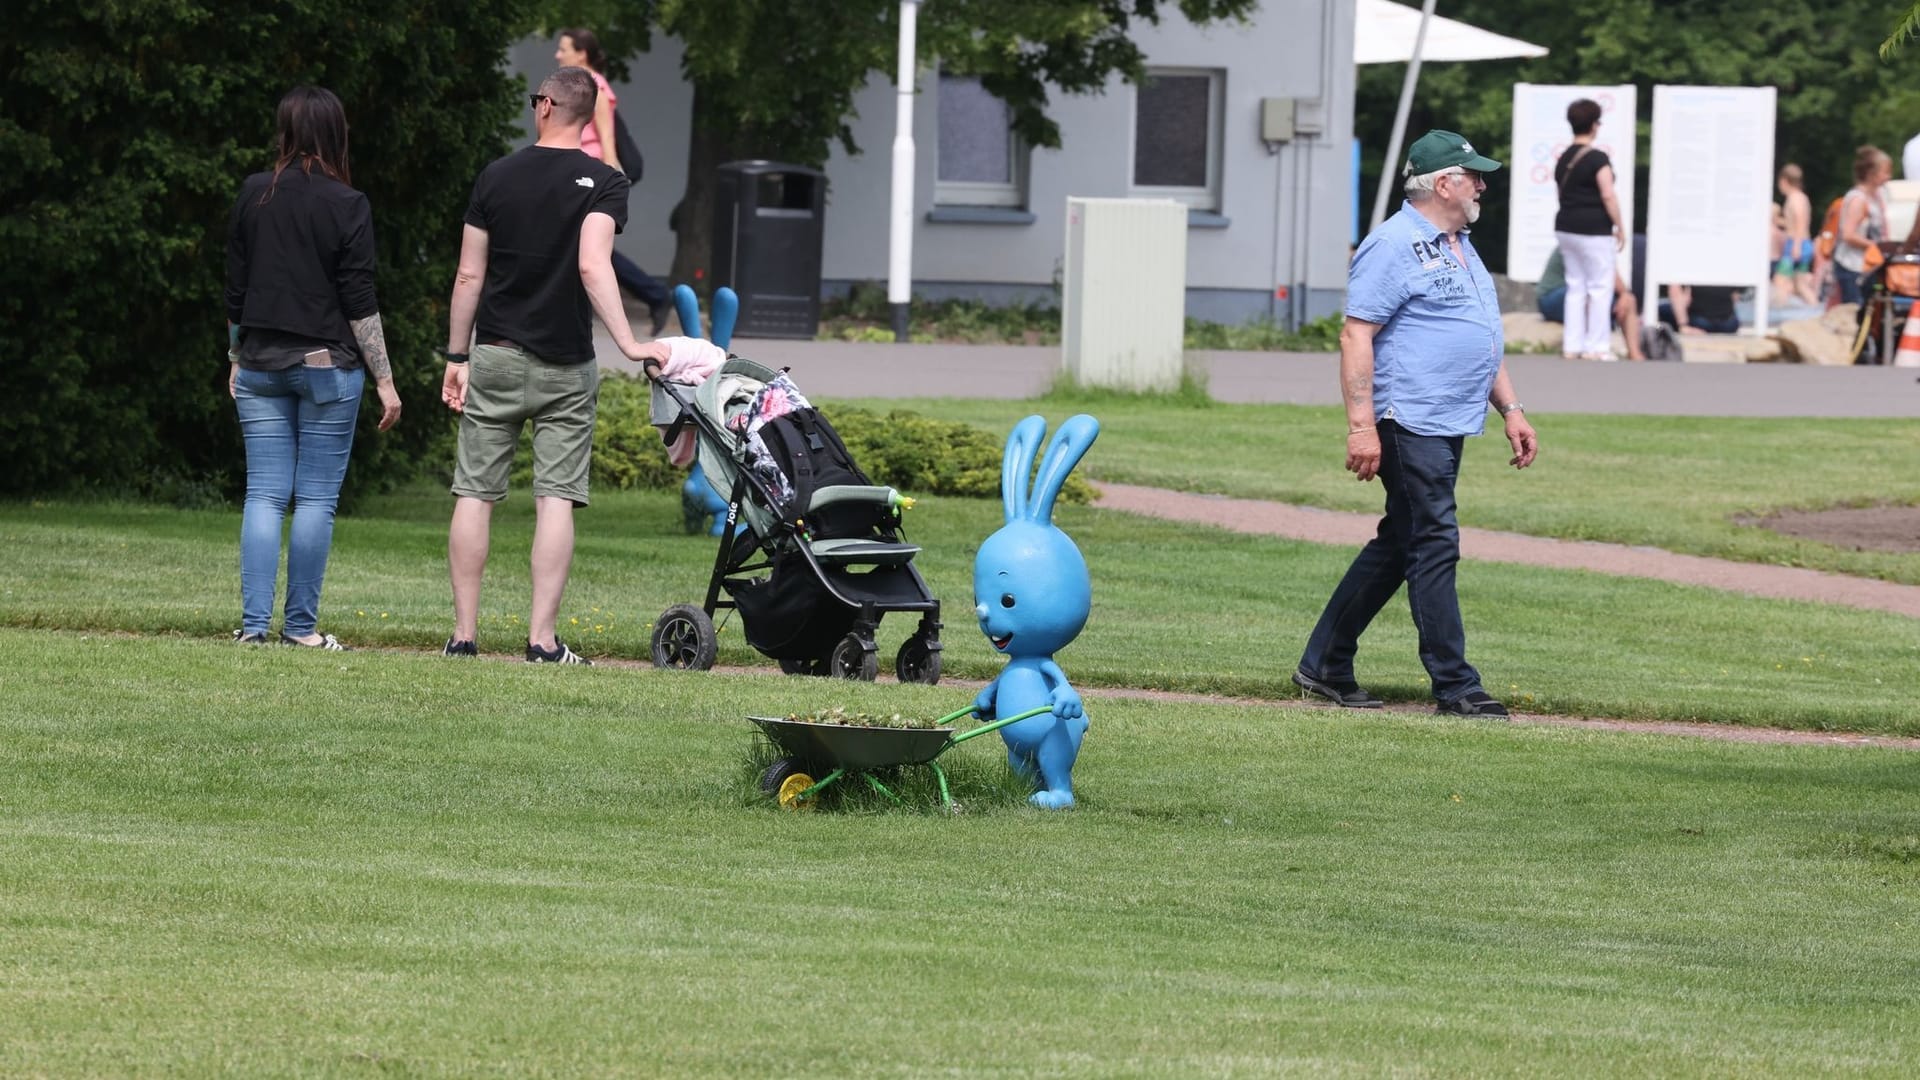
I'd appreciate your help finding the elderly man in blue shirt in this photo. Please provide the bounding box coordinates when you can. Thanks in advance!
[1293,129,1539,718]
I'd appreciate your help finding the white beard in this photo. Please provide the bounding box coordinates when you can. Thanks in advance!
[1464,199,1482,225]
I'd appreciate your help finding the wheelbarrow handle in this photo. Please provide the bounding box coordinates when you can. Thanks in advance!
[944,705,1053,748]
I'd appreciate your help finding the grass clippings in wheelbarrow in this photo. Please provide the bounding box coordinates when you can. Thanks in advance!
[786,705,945,729]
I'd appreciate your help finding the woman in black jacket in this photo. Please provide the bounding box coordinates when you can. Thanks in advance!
[225,86,401,650]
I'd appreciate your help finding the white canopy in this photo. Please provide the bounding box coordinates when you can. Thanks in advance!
[1354,0,1549,65]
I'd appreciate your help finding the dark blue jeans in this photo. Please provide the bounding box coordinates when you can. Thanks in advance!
[1298,420,1483,703]
[612,251,667,311]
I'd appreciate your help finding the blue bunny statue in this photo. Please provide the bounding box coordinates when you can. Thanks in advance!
[972,414,1099,809]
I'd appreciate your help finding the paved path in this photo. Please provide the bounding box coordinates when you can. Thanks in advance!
[597,331,1920,418]
[1094,483,1920,620]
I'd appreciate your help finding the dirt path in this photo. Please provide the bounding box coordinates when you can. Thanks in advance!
[1094,482,1920,620]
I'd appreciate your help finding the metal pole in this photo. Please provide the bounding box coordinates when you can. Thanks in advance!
[887,0,922,342]
[1370,0,1437,232]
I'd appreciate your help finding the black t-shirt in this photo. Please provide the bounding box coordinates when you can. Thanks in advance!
[464,146,631,365]
[1689,285,1738,322]
[1553,145,1614,236]
[226,167,379,369]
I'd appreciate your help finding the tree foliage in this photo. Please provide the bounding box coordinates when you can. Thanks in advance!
[536,0,1257,284]
[0,0,529,498]
[1355,0,1920,273]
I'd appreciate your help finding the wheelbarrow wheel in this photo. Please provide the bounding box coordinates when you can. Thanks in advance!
[763,759,818,811]
[895,633,942,685]
[650,603,717,670]
[828,633,878,681]
[761,757,806,794]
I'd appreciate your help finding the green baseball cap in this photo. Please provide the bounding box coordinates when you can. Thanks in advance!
[1404,129,1503,176]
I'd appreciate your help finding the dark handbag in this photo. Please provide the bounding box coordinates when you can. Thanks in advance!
[612,110,643,183]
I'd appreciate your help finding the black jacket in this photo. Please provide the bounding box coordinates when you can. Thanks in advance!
[225,166,378,347]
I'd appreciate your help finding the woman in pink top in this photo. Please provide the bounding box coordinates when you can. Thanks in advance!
[554,29,624,174]
[554,27,668,332]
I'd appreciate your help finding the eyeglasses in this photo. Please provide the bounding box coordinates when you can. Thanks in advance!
[528,94,551,110]
[1440,168,1487,188]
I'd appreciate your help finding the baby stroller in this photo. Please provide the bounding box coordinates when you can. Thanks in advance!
[645,356,943,683]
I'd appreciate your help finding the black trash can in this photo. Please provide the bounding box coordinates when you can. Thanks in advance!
[712,161,826,339]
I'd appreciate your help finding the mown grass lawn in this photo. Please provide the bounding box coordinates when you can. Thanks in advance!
[1,631,1915,1076]
[848,395,1920,586]
[4,488,1919,732]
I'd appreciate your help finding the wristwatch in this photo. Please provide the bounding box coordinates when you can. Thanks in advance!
[441,349,469,364]
[1497,401,1525,417]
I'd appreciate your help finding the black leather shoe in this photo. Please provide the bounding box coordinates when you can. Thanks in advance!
[1292,669,1384,709]
[1437,689,1509,718]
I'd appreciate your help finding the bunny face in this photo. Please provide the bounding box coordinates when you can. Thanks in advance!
[973,413,1100,659]
[974,521,1090,657]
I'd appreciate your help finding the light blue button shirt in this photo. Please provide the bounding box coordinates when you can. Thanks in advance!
[1344,201,1505,437]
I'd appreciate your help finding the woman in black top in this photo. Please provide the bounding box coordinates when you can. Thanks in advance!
[225,86,402,650]
[1552,98,1628,361]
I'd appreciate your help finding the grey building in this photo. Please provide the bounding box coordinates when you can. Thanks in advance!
[507,0,1355,327]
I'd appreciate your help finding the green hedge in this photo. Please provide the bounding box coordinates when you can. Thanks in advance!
[0,1,529,499]
[522,373,1093,505]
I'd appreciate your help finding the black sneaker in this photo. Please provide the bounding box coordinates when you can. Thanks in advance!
[1437,689,1509,718]
[232,629,269,645]
[442,638,478,657]
[281,632,351,651]
[648,301,670,338]
[526,639,591,665]
[1292,669,1384,709]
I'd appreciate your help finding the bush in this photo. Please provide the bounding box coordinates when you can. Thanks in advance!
[552,374,1094,505]
[0,1,530,499]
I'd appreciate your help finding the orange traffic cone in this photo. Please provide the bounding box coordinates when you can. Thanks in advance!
[1894,309,1920,367]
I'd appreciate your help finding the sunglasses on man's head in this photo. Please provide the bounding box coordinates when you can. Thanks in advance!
[529,94,551,109]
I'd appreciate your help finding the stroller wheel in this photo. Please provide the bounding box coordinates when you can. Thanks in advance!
[828,633,879,681]
[650,603,718,671]
[895,633,942,685]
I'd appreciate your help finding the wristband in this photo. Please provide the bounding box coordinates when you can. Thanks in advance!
[1497,401,1524,417]
[442,350,469,364]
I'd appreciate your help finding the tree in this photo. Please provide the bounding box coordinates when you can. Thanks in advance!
[1353,0,1920,273]
[538,0,1258,287]
[0,1,529,498]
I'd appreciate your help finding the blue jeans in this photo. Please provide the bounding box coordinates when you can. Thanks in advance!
[612,251,667,310]
[233,365,364,636]
[1298,420,1483,703]
[1833,265,1863,306]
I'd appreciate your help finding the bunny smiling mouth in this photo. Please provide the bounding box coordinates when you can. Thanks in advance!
[991,633,1013,651]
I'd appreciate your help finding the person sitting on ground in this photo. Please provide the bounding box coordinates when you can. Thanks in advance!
[1536,248,1646,360]
[1659,284,1741,335]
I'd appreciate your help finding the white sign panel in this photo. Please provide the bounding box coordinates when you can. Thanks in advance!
[1644,85,1777,338]
[1507,84,1637,283]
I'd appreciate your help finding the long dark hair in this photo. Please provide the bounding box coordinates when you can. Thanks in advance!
[559,27,607,73]
[262,86,350,201]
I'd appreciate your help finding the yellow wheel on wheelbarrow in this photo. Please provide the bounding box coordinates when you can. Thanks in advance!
[776,772,817,811]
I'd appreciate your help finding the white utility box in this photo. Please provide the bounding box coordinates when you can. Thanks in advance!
[1061,197,1188,391]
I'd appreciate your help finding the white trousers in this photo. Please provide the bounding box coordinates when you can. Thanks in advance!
[1556,231,1617,357]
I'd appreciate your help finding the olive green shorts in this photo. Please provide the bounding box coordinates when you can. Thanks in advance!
[451,343,600,506]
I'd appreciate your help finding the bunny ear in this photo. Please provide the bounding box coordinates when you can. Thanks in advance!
[1026,414,1100,523]
[1001,416,1048,523]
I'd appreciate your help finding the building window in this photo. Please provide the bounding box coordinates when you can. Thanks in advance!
[1131,69,1223,210]
[936,73,1025,207]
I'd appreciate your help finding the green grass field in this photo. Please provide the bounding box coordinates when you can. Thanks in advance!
[4,487,1919,731]
[2,632,1916,1075]
[850,396,1920,585]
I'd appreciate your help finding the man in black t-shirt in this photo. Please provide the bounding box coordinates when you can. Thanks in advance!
[439,65,671,665]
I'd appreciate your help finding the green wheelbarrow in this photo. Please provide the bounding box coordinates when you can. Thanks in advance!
[750,704,1052,811]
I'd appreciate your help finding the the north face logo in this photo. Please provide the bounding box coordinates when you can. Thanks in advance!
[574,176,595,188]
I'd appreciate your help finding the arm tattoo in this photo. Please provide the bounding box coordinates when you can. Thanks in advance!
[350,313,393,381]
[1342,371,1372,411]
